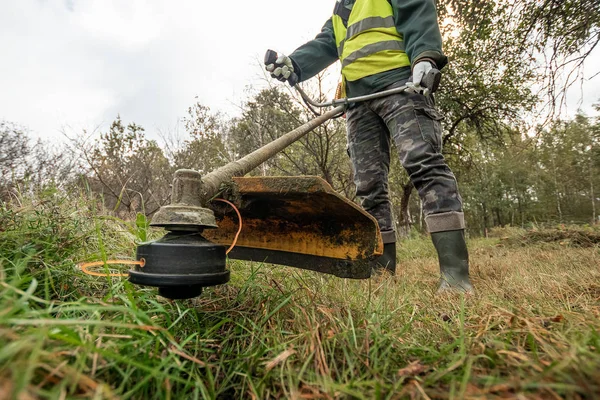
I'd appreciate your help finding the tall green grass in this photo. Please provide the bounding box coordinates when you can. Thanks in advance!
[1,189,599,399]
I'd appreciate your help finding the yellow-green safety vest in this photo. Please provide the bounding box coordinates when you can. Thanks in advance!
[332,0,410,83]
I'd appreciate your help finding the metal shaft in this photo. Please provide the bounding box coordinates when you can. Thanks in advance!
[295,84,410,108]
[201,105,345,200]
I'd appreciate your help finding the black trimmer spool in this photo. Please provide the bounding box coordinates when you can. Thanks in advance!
[129,231,230,300]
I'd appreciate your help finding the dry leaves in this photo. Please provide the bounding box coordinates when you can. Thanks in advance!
[264,348,296,372]
[397,361,427,377]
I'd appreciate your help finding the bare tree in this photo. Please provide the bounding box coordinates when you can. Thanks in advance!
[68,116,173,217]
[1,121,75,200]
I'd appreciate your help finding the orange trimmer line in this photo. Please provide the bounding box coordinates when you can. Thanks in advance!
[212,198,242,255]
[79,259,145,277]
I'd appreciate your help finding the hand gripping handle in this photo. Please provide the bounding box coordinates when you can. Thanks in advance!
[264,49,298,86]
[421,68,441,95]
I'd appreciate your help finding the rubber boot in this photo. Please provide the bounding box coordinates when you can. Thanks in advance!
[372,242,396,274]
[431,230,474,293]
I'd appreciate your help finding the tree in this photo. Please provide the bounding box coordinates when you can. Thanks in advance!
[171,102,234,174]
[390,0,599,234]
[230,80,353,196]
[438,0,600,113]
[230,87,302,177]
[76,116,173,216]
[1,121,73,200]
[0,122,31,194]
[536,114,599,224]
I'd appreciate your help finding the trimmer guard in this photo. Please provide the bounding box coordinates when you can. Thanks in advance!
[204,176,383,279]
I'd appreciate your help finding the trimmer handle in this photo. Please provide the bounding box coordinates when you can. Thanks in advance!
[264,49,278,65]
[421,68,442,95]
[264,49,299,86]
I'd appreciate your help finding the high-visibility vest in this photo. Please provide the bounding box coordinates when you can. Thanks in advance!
[332,0,410,83]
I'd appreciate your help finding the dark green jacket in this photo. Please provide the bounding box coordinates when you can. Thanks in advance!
[289,0,447,97]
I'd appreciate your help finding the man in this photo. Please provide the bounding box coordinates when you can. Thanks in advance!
[265,0,473,293]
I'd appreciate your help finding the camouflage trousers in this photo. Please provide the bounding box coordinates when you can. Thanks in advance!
[346,80,464,244]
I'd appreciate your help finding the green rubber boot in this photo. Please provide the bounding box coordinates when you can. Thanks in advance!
[372,242,396,274]
[431,230,474,293]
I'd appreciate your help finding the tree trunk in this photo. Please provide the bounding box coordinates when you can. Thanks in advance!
[517,195,524,228]
[551,157,563,222]
[494,207,503,227]
[481,201,489,235]
[320,164,334,187]
[590,155,596,224]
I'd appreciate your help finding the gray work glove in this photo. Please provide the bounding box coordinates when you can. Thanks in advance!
[264,50,298,85]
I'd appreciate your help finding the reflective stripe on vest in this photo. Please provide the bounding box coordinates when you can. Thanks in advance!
[337,15,396,56]
[341,40,405,68]
[332,0,410,82]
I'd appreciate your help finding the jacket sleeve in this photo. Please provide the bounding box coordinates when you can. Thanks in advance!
[391,0,448,70]
[288,18,339,83]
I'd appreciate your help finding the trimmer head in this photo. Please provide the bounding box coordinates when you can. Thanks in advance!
[128,170,382,300]
[130,232,229,299]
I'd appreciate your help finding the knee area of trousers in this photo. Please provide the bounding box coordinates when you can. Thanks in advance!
[355,178,388,197]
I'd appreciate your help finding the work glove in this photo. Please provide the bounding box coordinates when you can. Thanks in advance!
[264,50,298,86]
[407,60,441,96]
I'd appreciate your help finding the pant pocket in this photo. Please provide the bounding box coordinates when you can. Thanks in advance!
[414,107,444,153]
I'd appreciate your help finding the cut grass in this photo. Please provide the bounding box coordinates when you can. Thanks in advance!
[1,192,599,399]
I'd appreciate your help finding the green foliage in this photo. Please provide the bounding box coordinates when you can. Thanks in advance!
[173,102,234,174]
[437,1,538,151]
[439,0,600,107]
[454,112,600,235]
[518,0,600,56]
[0,188,133,300]
[536,113,599,223]
[230,87,302,162]
[79,116,173,216]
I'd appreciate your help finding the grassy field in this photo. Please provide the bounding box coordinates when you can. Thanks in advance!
[1,191,599,399]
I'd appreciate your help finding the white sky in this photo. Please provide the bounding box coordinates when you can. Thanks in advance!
[0,0,335,140]
[0,0,599,141]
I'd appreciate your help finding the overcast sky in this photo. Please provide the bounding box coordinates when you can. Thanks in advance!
[1,0,599,141]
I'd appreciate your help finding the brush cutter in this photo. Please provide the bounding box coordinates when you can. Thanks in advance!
[129,52,441,299]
